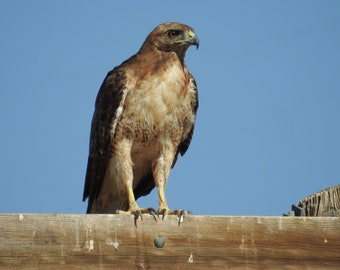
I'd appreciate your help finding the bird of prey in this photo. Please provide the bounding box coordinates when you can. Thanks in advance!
[83,22,199,221]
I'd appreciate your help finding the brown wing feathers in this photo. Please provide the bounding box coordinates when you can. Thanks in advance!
[83,69,126,213]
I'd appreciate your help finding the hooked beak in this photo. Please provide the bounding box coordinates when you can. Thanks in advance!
[174,29,200,49]
[187,30,199,49]
[189,35,199,49]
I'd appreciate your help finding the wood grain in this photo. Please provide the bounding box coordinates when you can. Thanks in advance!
[298,184,340,216]
[0,214,339,269]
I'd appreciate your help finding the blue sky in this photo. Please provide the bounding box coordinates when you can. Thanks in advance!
[1,1,339,215]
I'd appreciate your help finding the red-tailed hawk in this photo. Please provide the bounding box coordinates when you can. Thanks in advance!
[83,22,199,221]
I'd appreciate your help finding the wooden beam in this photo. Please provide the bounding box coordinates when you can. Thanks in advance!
[298,184,340,216]
[0,214,339,269]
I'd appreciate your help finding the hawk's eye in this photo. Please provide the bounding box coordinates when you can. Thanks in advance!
[167,30,181,37]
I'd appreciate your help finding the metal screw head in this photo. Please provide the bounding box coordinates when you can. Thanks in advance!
[154,236,165,248]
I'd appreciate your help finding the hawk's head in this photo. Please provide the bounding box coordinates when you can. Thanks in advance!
[141,22,199,56]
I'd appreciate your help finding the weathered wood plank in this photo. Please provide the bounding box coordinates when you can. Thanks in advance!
[298,185,340,216]
[0,214,339,269]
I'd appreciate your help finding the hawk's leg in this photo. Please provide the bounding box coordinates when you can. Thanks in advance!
[152,145,188,224]
[113,139,157,223]
[117,184,157,223]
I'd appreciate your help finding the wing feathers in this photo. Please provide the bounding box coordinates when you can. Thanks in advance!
[83,68,127,212]
[172,74,198,168]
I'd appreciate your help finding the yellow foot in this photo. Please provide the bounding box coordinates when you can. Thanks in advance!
[157,208,190,226]
[117,207,158,226]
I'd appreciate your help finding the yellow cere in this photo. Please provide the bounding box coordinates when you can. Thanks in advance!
[188,30,195,38]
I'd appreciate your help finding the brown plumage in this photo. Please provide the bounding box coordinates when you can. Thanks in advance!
[83,22,199,216]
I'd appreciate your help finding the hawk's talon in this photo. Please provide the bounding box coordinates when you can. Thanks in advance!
[147,207,158,222]
[118,208,159,226]
[177,210,185,226]
[158,209,167,220]
[157,208,189,225]
[133,210,143,227]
